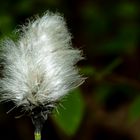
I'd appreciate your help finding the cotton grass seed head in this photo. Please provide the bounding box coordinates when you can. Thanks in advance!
[0,11,85,138]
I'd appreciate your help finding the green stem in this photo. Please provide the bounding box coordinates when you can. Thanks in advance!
[31,109,48,140]
[31,113,47,140]
[34,129,41,140]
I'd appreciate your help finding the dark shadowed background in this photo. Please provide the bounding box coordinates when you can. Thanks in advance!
[0,0,140,140]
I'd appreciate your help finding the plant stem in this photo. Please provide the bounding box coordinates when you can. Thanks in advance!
[31,112,47,140]
[34,129,41,140]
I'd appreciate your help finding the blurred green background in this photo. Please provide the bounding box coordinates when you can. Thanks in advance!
[0,0,140,140]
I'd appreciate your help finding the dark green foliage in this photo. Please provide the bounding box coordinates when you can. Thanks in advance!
[54,89,85,136]
[0,0,139,140]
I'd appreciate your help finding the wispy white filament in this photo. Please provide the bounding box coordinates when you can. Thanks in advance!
[0,12,84,111]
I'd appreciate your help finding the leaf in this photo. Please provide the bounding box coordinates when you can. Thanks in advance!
[96,58,122,80]
[116,2,138,18]
[81,66,96,76]
[53,89,85,136]
[128,96,140,124]
[95,84,112,104]
[0,14,14,35]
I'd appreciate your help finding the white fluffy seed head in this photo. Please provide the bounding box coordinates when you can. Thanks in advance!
[0,12,85,111]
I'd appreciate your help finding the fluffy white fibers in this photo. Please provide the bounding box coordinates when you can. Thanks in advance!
[0,12,85,111]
